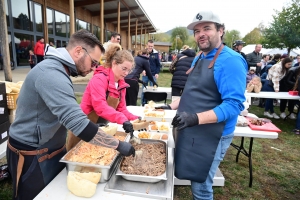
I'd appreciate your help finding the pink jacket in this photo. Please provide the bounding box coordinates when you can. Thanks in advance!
[80,66,138,124]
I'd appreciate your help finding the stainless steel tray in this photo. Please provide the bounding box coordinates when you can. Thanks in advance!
[60,132,129,183]
[115,139,167,183]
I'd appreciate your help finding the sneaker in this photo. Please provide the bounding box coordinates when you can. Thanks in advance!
[273,113,280,119]
[289,113,296,120]
[264,112,273,118]
[280,112,286,119]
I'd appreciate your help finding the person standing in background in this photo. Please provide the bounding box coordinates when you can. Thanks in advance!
[28,50,37,69]
[103,32,121,51]
[170,45,196,99]
[34,37,45,63]
[141,40,161,105]
[246,44,262,75]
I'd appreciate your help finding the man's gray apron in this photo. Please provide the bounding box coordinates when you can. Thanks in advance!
[175,45,225,183]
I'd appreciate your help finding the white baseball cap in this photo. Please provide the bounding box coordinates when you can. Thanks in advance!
[187,10,222,30]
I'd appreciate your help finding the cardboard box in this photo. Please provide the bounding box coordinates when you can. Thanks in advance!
[0,106,9,124]
[0,120,10,145]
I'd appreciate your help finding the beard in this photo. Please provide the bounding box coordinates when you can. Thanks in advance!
[75,54,89,77]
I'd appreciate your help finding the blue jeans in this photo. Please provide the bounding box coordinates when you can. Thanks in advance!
[141,75,156,105]
[262,81,275,113]
[191,133,234,200]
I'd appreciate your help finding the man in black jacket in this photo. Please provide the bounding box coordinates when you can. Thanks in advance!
[246,44,262,75]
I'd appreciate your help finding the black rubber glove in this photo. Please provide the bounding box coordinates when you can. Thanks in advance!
[116,141,135,157]
[153,81,158,87]
[142,81,148,89]
[123,121,134,133]
[155,105,172,110]
[138,116,142,120]
[171,112,199,130]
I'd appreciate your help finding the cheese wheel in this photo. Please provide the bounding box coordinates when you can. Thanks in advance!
[67,171,98,197]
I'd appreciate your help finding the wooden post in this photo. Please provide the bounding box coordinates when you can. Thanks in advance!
[69,0,75,35]
[144,29,146,48]
[100,0,104,44]
[127,11,130,49]
[140,24,143,50]
[42,0,48,43]
[0,0,12,81]
[135,20,137,52]
[117,1,120,33]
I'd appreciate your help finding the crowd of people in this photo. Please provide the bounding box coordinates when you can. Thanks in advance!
[5,8,300,200]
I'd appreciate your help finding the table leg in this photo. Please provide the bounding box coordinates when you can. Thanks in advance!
[230,137,254,187]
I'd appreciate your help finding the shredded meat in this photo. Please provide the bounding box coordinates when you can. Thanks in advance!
[120,142,166,176]
[250,119,266,126]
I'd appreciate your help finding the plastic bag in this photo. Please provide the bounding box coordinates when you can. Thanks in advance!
[0,164,10,182]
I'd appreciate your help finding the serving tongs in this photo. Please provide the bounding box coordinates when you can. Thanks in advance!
[129,130,143,159]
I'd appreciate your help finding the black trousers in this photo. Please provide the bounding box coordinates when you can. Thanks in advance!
[36,55,44,63]
[125,79,139,106]
[280,99,297,113]
[171,86,184,96]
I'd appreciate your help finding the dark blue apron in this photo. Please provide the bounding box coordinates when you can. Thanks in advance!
[175,45,225,183]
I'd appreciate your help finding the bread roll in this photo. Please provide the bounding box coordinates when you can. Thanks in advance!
[101,125,118,136]
[74,171,101,184]
[67,171,100,197]
[11,87,20,93]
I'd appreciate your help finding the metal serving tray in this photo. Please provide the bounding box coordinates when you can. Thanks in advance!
[60,132,129,183]
[115,139,168,183]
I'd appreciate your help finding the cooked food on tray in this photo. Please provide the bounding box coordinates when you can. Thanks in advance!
[249,118,266,126]
[149,121,156,125]
[145,111,165,118]
[66,134,126,165]
[159,124,169,131]
[120,142,166,176]
[150,125,158,130]
[161,134,168,140]
[138,132,150,139]
[151,134,161,140]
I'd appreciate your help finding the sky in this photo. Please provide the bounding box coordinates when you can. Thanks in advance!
[138,0,290,37]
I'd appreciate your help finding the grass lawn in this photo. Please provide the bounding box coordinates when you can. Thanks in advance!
[1,71,300,199]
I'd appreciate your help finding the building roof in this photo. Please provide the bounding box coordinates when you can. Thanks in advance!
[74,0,156,34]
[154,42,172,46]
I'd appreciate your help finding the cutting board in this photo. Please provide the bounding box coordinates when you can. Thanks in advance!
[245,117,281,132]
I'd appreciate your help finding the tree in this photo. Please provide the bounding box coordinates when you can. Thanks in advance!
[262,0,300,54]
[170,27,189,50]
[151,32,170,42]
[243,28,263,45]
[223,30,241,48]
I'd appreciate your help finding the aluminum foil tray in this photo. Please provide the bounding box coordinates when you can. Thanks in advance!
[60,132,129,183]
[115,139,167,183]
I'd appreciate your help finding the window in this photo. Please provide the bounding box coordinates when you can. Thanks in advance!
[34,3,43,32]
[12,0,32,31]
[76,19,89,31]
[47,8,53,34]
[14,33,34,66]
[66,15,70,37]
[93,25,101,40]
[55,11,67,37]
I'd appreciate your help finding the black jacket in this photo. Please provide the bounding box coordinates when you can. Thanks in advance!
[246,51,262,67]
[125,55,156,84]
[171,49,196,89]
[280,66,300,91]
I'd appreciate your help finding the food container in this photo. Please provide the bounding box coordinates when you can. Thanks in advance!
[288,91,298,96]
[149,122,170,133]
[144,110,176,122]
[60,132,129,183]
[133,131,168,141]
[115,139,168,183]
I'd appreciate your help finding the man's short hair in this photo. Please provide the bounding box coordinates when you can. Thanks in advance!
[67,29,104,53]
[111,32,120,38]
[148,39,154,44]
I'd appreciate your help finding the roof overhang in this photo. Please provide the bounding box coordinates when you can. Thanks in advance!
[74,0,156,34]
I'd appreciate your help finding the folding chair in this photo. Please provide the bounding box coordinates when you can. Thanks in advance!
[144,92,167,105]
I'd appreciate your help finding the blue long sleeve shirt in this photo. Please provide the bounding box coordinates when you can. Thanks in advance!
[192,46,247,135]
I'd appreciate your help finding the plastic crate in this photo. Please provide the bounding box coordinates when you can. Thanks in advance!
[6,93,18,110]
[288,91,299,96]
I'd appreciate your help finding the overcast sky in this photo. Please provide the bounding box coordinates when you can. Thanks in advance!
[138,0,290,37]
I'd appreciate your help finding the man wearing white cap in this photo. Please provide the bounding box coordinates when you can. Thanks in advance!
[156,10,247,199]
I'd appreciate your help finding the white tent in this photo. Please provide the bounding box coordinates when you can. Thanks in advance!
[242,44,300,56]
[8,34,21,44]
